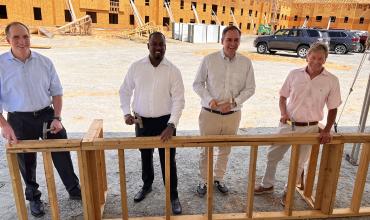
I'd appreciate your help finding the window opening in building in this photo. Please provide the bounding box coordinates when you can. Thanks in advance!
[316,16,322,21]
[344,16,349,23]
[33,7,42,20]
[145,16,149,23]
[129,14,135,25]
[86,11,97,23]
[0,5,8,19]
[64,10,72,22]
[203,3,206,12]
[145,0,150,6]
[109,13,118,24]
[359,17,364,24]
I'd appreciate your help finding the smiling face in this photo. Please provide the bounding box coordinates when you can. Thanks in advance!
[306,50,326,74]
[6,24,31,59]
[147,33,166,62]
[221,29,240,58]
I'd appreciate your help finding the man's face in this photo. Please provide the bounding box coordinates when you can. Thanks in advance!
[221,29,240,57]
[306,50,326,72]
[148,34,166,61]
[6,24,31,55]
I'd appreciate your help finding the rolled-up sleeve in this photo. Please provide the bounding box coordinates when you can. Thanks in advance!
[193,57,213,107]
[168,66,185,127]
[119,65,135,116]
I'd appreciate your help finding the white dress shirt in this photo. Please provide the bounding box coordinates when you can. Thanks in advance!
[119,56,185,126]
[193,50,255,111]
[0,51,63,113]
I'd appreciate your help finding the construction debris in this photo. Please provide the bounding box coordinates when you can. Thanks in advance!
[122,22,161,41]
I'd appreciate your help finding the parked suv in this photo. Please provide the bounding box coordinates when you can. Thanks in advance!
[320,29,359,54]
[253,28,329,58]
[351,30,368,53]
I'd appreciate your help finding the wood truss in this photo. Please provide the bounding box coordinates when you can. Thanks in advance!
[122,22,161,41]
[38,15,92,38]
[6,119,370,220]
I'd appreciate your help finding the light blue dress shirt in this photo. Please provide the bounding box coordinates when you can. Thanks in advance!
[0,50,63,113]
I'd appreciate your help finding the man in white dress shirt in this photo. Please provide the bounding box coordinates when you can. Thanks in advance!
[193,25,256,197]
[119,32,185,214]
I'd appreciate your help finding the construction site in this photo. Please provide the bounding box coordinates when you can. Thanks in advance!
[0,0,369,36]
[0,0,370,220]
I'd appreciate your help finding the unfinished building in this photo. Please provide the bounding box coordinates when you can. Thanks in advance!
[0,0,369,34]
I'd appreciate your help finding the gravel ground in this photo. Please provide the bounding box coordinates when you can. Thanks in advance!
[0,34,369,219]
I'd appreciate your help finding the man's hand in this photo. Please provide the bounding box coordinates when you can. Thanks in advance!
[319,129,332,144]
[218,102,232,113]
[1,122,18,144]
[124,114,135,125]
[280,113,290,124]
[50,119,63,134]
[160,126,174,142]
[209,99,218,109]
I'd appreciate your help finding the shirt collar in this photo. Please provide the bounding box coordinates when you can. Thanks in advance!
[143,56,170,67]
[7,50,36,62]
[220,49,238,62]
[303,66,329,76]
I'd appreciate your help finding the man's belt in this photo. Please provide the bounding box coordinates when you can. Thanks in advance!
[9,106,52,117]
[203,107,236,116]
[287,120,318,126]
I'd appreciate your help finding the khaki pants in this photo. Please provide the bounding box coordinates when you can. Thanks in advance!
[261,123,319,188]
[198,108,241,183]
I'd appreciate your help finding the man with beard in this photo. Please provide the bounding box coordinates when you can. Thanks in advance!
[254,43,342,206]
[0,22,81,218]
[119,32,185,214]
[193,25,256,197]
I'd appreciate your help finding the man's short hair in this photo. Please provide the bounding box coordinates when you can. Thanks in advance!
[221,25,241,40]
[5,22,30,37]
[148,31,166,42]
[308,42,329,58]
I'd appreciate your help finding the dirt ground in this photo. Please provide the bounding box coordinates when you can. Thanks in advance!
[0,32,369,219]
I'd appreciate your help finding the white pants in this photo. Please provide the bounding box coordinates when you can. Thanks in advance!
[261,123,319,188]
[198,109,241,183]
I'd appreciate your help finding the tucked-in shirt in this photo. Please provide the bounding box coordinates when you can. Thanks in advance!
[280,67,342,122]
[193,50,255,111]
[119,56,185,127]
[0,50,63,113]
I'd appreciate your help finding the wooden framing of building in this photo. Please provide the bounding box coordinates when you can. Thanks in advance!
[5,119,370,220]
[0,0,369,33]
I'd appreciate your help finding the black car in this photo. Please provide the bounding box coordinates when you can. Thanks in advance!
[253,28,330,58]
[320,29,359,54]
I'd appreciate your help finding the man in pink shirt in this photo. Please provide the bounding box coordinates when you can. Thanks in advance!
[254,43,342,205]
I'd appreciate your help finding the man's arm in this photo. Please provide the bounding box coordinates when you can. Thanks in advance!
[50,95,63,134]
[233,61,256,107]
[193,57,214,107]
[319,108,337,144]
[119,65,135,125]
[279,96,290,123]
[0,114,18,144]
[161,68,185,142]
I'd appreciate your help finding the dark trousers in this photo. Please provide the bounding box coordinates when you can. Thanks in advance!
[7,106,80,201]
[135,114,178,200]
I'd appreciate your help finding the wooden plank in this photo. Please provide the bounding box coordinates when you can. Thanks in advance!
[88,133,370,150]
[95,150,105,208]
[296,188,315,209]
[165,148,171,220]
[118,150,129,220]
[83,119,103,142]
[207,147,214,220]
[103,207,370,220]
[86,150,103,219]
[350,143,370,213]
[6,139,81,151]
[285,144,300,216]
[304,144,320,198]
[314,144,331,210]
[6,153,28,220]
[320,144,344,214]
[246,145,258,218]
[42,152,60,220]
[77,150,94,220]
[99,129,108,193]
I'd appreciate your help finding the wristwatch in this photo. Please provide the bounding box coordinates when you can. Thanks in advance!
[53,116,62,121]
[167,123,176,129]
